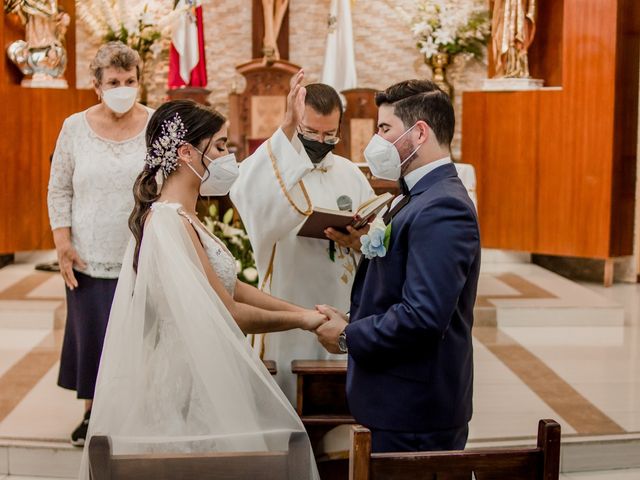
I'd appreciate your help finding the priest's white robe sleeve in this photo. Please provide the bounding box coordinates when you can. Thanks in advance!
[230,128,314,289]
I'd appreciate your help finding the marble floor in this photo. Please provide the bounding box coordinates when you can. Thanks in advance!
[0,250,639,477]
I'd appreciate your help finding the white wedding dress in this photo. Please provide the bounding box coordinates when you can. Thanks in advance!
[78,202,318,479]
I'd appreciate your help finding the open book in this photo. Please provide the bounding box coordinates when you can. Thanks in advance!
[297,192,394,240]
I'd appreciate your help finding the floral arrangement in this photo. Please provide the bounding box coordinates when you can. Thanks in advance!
[75,0,185,62]
[403,0,490,61]
[360,218,391,260]
[202,204,259,286]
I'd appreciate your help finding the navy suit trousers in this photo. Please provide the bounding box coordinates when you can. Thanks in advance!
[370,424,469,453]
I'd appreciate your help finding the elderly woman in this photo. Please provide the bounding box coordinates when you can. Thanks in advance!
[47,41,153,446]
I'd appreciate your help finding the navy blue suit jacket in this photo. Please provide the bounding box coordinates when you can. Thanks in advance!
[345,163,481,432]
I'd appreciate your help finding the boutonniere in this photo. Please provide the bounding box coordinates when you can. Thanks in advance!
[360,218,392,259]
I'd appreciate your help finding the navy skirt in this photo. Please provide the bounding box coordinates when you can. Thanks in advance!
[57,270,118,399]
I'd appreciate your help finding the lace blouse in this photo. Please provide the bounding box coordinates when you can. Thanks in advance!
[47,108,153,278]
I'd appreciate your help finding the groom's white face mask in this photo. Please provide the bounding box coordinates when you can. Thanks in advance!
[364,125,421,181]
[364,105,423,181]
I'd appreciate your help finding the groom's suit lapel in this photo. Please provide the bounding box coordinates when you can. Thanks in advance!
[384,163,459,225]
[410,162,458,197]
[351,163,459,308]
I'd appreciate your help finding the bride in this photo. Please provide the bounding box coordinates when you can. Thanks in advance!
[78,99,323,479]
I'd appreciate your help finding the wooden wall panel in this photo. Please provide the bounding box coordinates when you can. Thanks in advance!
[527,0,564,87]
[463,91,539,251]
[535,91,574,255]
[0,3,96,254]
[610,0,640,256]
[462,0,640,260]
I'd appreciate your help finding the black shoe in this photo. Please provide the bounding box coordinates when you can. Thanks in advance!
[35,261,60,272]
[70,409,91,447]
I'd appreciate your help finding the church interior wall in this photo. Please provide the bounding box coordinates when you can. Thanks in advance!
[75,0,487,159]
[73,0,640,281]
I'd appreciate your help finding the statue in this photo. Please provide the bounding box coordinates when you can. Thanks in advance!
[261,0,288,64]
[491,0,537,78]
[4,0,70,88]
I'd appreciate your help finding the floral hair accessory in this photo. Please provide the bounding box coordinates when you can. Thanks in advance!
[360,218,392,260]
[145,113,187,178]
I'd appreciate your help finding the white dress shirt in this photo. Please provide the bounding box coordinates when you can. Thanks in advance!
[388,156,453,211]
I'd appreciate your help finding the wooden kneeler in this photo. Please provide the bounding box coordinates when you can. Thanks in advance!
[349,419,561,480]
[89,431,309,480]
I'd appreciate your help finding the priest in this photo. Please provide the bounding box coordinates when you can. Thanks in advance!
[230,70,374,401]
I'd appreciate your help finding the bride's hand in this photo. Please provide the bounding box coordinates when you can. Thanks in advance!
[299,309,328,331]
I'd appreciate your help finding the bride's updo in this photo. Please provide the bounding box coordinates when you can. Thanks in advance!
[129,100,226,271]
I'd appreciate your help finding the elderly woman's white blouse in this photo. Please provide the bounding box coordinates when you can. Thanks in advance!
[47,107,153,279]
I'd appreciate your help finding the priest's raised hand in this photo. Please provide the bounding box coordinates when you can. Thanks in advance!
[281,69,307,140]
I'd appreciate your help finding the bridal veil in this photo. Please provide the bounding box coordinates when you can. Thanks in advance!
[79,203,318,479]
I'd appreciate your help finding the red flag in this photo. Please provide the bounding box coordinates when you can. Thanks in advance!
[168,2,207,89]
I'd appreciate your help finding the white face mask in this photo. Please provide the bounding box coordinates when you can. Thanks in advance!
[364,124,422,181]
[187,148,240,196]
[102,86,138,114]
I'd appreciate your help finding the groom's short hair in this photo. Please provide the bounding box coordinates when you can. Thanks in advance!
[375,80,455,147]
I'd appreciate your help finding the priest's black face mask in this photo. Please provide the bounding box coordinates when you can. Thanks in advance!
[297,135,336,163]
[297,106,341,164]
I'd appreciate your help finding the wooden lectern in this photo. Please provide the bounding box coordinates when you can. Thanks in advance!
[228,58,300,161]
[462,0,639,285]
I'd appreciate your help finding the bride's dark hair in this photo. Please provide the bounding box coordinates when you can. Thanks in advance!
[129,99,226,271]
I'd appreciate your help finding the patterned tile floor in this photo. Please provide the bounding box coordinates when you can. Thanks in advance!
[0,251,638,477]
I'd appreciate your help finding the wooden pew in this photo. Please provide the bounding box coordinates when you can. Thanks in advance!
[88,431,309,480]
[291,359,354,452]
[349,419,561,480]
[263,359,277,375]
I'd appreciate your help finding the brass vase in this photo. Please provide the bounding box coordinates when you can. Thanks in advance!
[428,52,452,97]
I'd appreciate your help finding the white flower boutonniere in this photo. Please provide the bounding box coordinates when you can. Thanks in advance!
[361,218,392,260]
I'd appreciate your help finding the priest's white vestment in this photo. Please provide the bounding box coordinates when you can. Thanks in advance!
[230,129,374,401]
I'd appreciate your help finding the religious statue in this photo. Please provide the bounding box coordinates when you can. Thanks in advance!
[4,0,70,87]
[491,0,536,78]
[261,0,288,64]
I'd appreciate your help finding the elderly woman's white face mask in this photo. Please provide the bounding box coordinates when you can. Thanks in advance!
[99,67,139,114]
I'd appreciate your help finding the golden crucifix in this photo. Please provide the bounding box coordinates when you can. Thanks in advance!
[261,0,289,63]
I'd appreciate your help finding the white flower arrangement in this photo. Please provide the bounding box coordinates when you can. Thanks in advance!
[203,205,259,287]
[400,0,490,62]
[76,0,186,61]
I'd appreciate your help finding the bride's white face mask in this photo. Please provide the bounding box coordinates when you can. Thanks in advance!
[186,146,240,196]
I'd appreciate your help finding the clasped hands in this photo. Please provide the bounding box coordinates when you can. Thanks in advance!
[301,304,349,354]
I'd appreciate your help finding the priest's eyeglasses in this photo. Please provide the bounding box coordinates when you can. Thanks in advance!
[298,126,341,145]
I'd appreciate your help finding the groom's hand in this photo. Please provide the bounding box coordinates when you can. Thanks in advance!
[314,305,348,354]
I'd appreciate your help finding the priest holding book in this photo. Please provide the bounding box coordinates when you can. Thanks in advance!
[230,70,374,402]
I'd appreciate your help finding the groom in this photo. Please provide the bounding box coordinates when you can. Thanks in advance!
[315,80,480,453]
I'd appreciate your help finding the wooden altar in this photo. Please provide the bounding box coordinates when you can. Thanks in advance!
[461,0,640,282]
[0,1,96,254]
